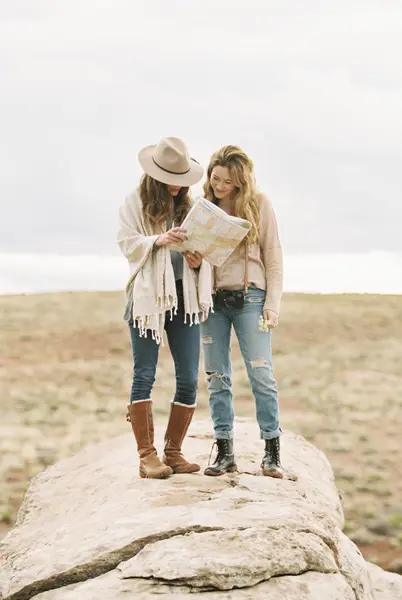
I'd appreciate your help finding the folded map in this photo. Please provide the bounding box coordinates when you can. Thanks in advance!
[170,197,251,267]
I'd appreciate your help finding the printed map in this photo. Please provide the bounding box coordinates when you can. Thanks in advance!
[170,198,251,267]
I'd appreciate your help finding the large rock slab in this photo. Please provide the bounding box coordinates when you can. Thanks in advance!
[33,564,402,600]
[368,562,402,599]
[34,569,356,599]
[116,525,374,599]
[119,527,339,589]
[0,418,401,599]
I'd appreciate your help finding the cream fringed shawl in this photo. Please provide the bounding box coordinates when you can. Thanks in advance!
[117,190,213,344]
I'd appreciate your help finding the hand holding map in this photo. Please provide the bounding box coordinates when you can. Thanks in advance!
[169,198,251,267]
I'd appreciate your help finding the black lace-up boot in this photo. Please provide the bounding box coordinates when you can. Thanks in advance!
[204,439,237,476]
[261,436,283,478]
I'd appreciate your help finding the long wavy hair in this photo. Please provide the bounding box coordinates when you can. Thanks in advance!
[139,174,192,232]
[203,145,260,245]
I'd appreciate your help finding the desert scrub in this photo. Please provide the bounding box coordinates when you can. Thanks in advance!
[359,506,378,519]
[343,521,358,535]
[367,473,386,482]
[0,509,12,524]
[388,513,402,529]
[356,482,392,496]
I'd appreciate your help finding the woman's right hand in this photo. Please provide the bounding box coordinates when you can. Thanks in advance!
[154,227,187,247]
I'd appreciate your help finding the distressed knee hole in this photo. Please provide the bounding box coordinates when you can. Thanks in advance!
[206,372,231,390]
[206,371,221,379]
[250,358,269,369]
[202,336,213,345]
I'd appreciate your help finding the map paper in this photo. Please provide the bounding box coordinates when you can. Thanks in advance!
[170,197,251,267]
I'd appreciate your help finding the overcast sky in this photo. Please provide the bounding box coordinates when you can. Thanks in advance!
[1,0,401,257]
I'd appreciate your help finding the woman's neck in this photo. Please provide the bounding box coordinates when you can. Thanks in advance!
[218,197,235,216]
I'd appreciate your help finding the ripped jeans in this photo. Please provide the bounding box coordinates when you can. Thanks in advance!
[200,287,280,440]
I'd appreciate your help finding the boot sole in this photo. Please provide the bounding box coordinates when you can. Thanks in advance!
[171,465,201,474]
[163,455,201,474]
[204,466,237,477]
[262,469,284,479]
[139,469,172,479]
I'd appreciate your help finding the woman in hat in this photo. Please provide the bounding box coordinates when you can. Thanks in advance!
[117,137,212,479]
[200,145,284,478]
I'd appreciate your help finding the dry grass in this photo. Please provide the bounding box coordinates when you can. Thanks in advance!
[1,291,402,572]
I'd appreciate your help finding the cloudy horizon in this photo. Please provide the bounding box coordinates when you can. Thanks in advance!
[1,250,401,296]
[1,1,401,293]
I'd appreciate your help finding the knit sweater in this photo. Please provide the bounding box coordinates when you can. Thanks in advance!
[213,194,283,315]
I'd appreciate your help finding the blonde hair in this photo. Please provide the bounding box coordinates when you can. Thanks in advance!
[139,174,191,232]
[203,145,260,245]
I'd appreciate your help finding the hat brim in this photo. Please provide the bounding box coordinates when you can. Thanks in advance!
[138,145,204,187]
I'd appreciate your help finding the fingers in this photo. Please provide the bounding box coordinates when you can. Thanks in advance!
[184,255,198,268]
[184,252,202,269]
[262,310,279,329]
[185,251,199,260]
[158,227,187,246]
[166,232,187,244]
[156,230,187,247]
[170,227,187,240]
[263,311,274,326]
[186,260,198,269]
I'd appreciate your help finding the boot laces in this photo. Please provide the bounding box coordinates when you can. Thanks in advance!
[208,442,217,466]
[270,438,280,464]
[208,439,229,465]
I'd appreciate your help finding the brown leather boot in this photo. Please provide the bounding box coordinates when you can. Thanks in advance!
[126,400,173,479]
[163,402,200,474]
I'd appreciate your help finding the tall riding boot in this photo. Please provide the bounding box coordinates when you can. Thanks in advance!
[163,402,200,473]
[261,436,283,478]
[204,439,237,476]
[126,400,173,479]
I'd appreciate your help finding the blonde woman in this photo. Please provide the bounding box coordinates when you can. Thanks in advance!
[201,145,284,478]
[117,137,212,479]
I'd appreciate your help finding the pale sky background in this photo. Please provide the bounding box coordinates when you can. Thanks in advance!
[0,1,401,293]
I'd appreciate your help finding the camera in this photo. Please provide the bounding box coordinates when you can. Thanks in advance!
[214,290,245,310]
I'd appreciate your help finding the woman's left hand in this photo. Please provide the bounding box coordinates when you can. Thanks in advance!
[184,251,203,269]
[263,309,279,329]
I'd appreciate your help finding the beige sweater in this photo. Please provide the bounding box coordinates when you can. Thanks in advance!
[214,194,283,315]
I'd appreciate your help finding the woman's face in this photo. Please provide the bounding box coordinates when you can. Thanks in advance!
[167,185,182,197]
[210,166,236,201]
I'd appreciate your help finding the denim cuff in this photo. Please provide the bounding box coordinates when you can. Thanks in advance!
[260,428,281,440]
[215,432,234,440]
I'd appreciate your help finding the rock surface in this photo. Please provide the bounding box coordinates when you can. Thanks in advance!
[0,418,401,599]
[33,570,357,599]
[368,562,402,599]
[119,527,339,589]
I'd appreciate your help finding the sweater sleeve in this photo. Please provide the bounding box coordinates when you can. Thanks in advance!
[259,194,283,315]
[117,193,160,262]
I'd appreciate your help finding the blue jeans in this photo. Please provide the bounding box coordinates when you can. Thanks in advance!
[129,281,200,405]
[200,287,280,440]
